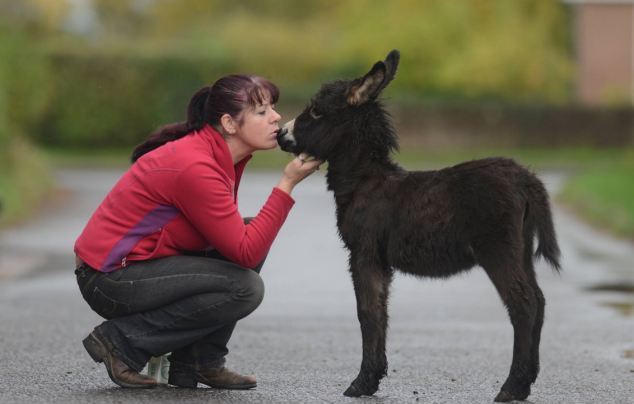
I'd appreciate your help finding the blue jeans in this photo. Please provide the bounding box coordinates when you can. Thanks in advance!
[76,250,265,372]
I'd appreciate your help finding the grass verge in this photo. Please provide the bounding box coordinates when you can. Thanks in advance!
[0,139,54,227]
[558,155,634,240]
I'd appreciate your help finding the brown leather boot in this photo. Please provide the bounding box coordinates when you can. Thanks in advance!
[169,364,256,389]
[82,331,157,389]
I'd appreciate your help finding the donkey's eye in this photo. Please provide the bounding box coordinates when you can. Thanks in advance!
[309,106,322,120]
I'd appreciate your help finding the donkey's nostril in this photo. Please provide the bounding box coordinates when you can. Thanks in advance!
[277,128,288,139]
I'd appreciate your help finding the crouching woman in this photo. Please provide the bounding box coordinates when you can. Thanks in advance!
[74,74,320,389]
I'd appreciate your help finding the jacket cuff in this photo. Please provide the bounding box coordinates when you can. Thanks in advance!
[272,187,295,206]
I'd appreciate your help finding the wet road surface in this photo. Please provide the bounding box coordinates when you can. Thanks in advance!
[0,168,632,403]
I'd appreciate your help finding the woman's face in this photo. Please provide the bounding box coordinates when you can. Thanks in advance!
[235,99,282,151]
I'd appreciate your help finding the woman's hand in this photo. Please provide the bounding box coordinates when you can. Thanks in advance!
[277,153,323,195]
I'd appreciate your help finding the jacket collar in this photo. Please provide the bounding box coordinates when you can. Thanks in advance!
[199,124,252,190]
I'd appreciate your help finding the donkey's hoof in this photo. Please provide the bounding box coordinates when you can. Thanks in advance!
[494,388,530,402]
[343,381,377,397]
[494,390,515,402]
[343,383,363,397]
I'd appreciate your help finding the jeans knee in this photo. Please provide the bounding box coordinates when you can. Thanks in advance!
[234,270,264,316]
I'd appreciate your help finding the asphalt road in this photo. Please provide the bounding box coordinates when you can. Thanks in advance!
[0,168,632,404]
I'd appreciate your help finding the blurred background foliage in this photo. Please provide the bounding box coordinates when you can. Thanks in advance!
[0,0,632,238]
[1,0,574,148]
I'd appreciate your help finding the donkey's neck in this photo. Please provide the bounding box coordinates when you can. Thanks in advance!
[325,151,401,208]
[324,103,401,207]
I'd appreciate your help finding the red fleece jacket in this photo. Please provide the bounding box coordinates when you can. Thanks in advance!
[74,125,295,272]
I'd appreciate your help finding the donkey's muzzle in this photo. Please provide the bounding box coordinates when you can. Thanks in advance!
[276,127,297,153]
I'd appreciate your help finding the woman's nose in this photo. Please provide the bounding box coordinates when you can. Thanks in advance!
[271,110,281,123]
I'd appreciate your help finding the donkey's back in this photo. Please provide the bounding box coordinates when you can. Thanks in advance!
[383,157,559,278]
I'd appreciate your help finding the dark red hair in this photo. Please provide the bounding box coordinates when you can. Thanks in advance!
[131,74,280,162]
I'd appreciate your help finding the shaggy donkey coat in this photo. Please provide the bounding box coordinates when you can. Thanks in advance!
[277,50,561,402]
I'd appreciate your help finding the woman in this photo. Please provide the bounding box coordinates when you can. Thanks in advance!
[74,74,321,389]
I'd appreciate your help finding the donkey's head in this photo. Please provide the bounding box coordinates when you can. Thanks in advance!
[277,50,400,162]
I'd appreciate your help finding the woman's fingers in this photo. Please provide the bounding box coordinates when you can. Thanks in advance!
[303,159,322,171]
[295,155,321,171]
[282,154,322,187]
[297,153,313,165]
[295,153,323,167]
[297,153,320,166]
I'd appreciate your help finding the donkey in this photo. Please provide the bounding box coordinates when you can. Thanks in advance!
[277,50,561,402]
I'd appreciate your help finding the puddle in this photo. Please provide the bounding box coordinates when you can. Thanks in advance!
[576,246,612,262]
[574,246,634,273]
[586,283,634,294]
[585,283,634,317]
[600,301,634,317]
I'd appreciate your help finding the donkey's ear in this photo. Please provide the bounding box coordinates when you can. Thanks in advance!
[347,49,400,106]
[377,49,400,92]
[347,61,386,105]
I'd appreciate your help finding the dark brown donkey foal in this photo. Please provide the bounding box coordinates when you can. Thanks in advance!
[277,50,561,402]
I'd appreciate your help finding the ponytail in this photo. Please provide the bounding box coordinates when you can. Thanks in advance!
[130,86,212,163]
[186,86,211,131]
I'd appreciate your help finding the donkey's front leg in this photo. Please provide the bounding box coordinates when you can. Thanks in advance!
[344,260,392,397]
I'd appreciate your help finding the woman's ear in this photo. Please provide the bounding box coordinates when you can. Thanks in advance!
[220,114,237,135]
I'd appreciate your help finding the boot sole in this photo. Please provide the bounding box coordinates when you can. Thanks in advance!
[205,382,257,390]
[169,371,256,390]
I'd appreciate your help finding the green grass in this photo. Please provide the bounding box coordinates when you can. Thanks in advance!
[0,139,54,227]
[559,159,634,240]
[44,147,135,168]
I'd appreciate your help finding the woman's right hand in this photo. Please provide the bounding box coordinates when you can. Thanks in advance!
[277,153,322,195]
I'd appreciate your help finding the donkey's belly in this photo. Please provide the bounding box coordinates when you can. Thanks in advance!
[387,241,477,279]
[393,261,476,278]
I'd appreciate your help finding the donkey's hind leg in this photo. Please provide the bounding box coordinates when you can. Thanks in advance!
[480,250,538,402]
[522,231,546,385]
[527,277,545,385]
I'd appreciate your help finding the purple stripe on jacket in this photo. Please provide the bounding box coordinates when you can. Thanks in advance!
[101,205,179,272]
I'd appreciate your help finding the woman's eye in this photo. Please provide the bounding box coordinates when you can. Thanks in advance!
[309,106,322,120]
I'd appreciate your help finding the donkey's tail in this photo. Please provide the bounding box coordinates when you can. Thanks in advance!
[525,174,561,271]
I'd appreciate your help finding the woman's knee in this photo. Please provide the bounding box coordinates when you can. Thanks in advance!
[234,269,265,315]
[187,270,264,325]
